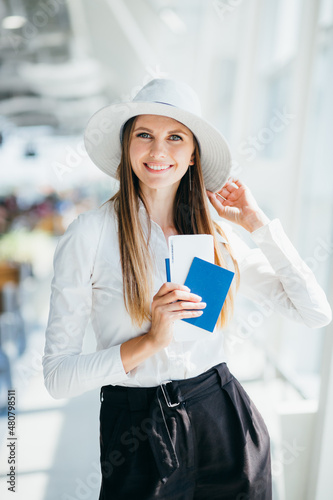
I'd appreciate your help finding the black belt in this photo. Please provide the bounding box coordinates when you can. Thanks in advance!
[101,362,233,484]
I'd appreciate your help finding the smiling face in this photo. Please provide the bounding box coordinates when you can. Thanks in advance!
[129,114,195,194]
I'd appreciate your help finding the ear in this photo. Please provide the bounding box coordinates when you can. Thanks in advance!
[189,151,195,165]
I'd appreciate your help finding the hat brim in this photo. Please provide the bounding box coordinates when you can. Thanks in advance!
[84,101,231,193]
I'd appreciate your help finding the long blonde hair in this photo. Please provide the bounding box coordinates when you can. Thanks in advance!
[108,116,240,329]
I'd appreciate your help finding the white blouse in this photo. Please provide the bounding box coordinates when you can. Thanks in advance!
[42,199,332,399]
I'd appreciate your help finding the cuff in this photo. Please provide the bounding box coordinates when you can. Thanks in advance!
[249,218,304,272]
[249,217,280,239]
[110,343,131,383]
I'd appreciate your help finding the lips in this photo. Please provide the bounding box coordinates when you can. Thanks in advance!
[144,163,173,172]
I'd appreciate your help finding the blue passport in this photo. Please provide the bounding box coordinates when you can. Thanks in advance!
[182,257,235,333]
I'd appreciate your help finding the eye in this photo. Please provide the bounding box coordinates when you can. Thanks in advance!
[137,132,151,139]
[169,135,182,141]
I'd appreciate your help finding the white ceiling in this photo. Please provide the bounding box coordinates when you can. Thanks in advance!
[0,0,243,134]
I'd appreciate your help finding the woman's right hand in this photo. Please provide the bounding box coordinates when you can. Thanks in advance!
[120,283,206,373]
[147,282,206,349]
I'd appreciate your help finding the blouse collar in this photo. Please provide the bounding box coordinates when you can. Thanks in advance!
[114,198,227,244]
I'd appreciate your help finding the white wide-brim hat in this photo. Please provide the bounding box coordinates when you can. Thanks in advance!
[84,78,231,193]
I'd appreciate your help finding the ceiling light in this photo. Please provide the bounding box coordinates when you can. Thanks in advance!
[2,15,27,30]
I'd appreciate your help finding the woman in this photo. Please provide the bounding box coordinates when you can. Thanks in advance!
[43,79,331,500]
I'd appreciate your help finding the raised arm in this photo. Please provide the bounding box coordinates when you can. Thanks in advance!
[208,179,332,328]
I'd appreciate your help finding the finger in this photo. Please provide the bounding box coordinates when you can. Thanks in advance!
[167,290,203,305]
[220,183,244,203]
[207,192,224,205]
[154,282,190,298]
[208,194,230,213]
[169,300,207,311]
[217,186,236,200]
[218,198,233,207]
[221,186,233,197]
[207,190,225,203]
[229,178,244,189]
[224,181,240,193]
[158,301,206,317]
[153,298,206,321]
[154,288,202,306]
[216,192,227,202]
[208,193,229,211]
[170,309,204,321]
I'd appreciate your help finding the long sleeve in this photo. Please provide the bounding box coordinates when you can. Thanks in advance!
[42,212,129,399]
[43,202,332,395]
[220,218,332,328]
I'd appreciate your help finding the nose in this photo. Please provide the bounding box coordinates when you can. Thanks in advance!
[149,139,167,159]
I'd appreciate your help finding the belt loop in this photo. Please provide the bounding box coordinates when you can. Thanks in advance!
[100,388,104,403]
[214,362,232,388]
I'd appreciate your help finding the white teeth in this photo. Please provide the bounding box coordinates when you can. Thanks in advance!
[145,163,171,171]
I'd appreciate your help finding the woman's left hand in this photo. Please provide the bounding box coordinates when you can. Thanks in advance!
[206,178,271,233]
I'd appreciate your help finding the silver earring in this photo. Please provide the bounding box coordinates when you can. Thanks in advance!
[189,166,192,192]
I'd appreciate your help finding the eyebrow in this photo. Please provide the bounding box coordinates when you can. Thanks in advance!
[133,126,189,136]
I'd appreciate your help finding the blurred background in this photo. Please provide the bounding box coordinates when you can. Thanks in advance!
[0,0,332,499]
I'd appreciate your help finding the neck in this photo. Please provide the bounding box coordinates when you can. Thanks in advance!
[140,184,178,230]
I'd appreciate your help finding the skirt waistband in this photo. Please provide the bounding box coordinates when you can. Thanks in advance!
[101,362,233,409]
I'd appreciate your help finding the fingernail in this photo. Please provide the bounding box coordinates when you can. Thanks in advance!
[184,286,191,291]
[193,294,202,300]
